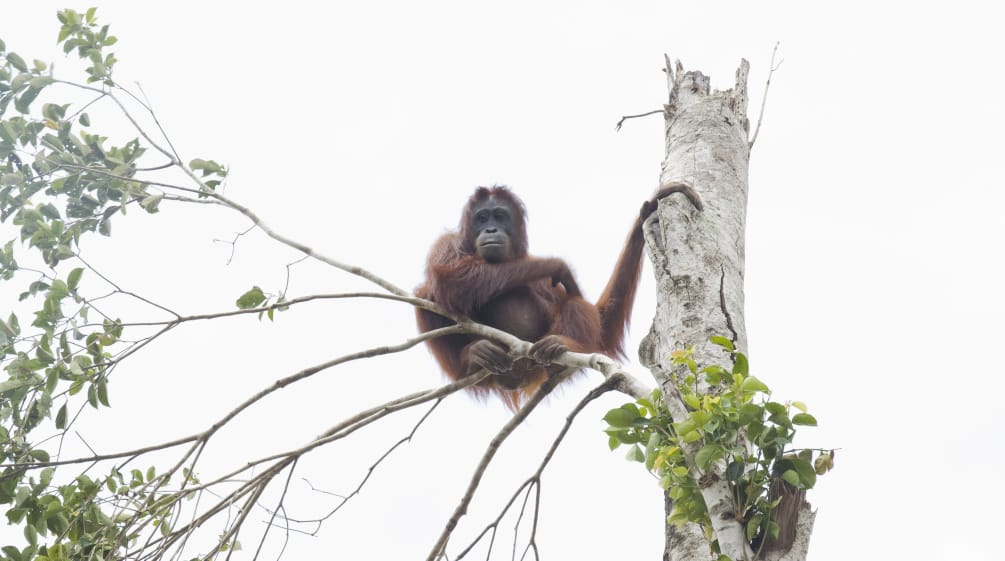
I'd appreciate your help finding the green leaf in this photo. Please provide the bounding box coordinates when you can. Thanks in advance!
[791,458,817,488]
[55,404,67,429]
[603,404,641,428]
[725,460,744,481]
[15,87,42,113]
[625,445,645,463]
[67,267,84,290]
[732,352,749,376]
[46,513,69,535]
[644,432,661,470]
[683,394,700,410]
[606,428,641,445]
[792,413,817,426]
[775,457,817,489]
[6,52,28,72]
[781,469,800,487]
[764,402,786,416]
[746,513,763,541]
[28,76,53,89]
[49,279,69,300]
[0,378,34,396]
[695,444,723,470]
[45,369,58,393]
[139,193,163,213]
[236,286,266,310]
[709,335,734,351]
[189,158,227,176]
[96,377,110,407]
[740,376,769,393]
[702,365,726,385]
[767,520,780,539]
[791,401,808,413]
[39,204,61,222]
[814,451,835,475]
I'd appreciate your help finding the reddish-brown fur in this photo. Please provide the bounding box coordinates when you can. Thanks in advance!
[416,184,701,409]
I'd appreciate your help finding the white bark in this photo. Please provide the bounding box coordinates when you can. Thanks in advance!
[639,58,815,561]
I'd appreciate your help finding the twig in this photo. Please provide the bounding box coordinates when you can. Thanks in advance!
[251,458,299,561]
[456,377,619,559]
[102,291,455,329]
[276,399,443,531]
[615,109,665,131]
[426,368,575,561]
[53,80,178,162]
[130,371,491,558]
[75,253,181,319]
[749,42,783,149]
[282,255,309,296]
[0,326,464,472]
[213,225,257,265]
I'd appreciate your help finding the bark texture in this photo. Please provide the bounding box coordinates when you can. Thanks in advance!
[639,57,816,561]
[639,58,750,370]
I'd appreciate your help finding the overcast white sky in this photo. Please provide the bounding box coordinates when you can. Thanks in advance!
[2,1,1004,560]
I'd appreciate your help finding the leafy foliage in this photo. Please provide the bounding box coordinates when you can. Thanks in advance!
[0,9,235,560]
[604,338,834,555]
[235,285,288,320]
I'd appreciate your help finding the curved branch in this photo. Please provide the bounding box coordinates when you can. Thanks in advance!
[1,325,464,471]
[53,80,179,162]
[109,292,454,328]
[208,191,408,295]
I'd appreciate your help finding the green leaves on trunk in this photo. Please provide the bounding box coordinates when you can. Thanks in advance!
[603,337,834,549]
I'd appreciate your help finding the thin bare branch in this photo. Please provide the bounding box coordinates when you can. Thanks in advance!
[75,253,181,318]
[213,225,257,265]
[56,162,408,295]
[282,255,310,296]
[456,376,619,559]
[276,399,443,530]
[1,326,464,472]
[52,80,179,162]
[426,367,576,561]
[107,291,454,329]
[749,42,782,149]
[208,191,408,295]
[251,458,299,561]
[131,82,185,165]
[615,108,665,131]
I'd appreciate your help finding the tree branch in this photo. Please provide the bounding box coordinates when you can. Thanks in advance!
[456,376,620,559]
[749,42,782,149]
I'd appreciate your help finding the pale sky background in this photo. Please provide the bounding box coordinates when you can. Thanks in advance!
[2,1,1003,560]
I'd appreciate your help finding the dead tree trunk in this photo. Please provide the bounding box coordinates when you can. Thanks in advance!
[638,57,815,561]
